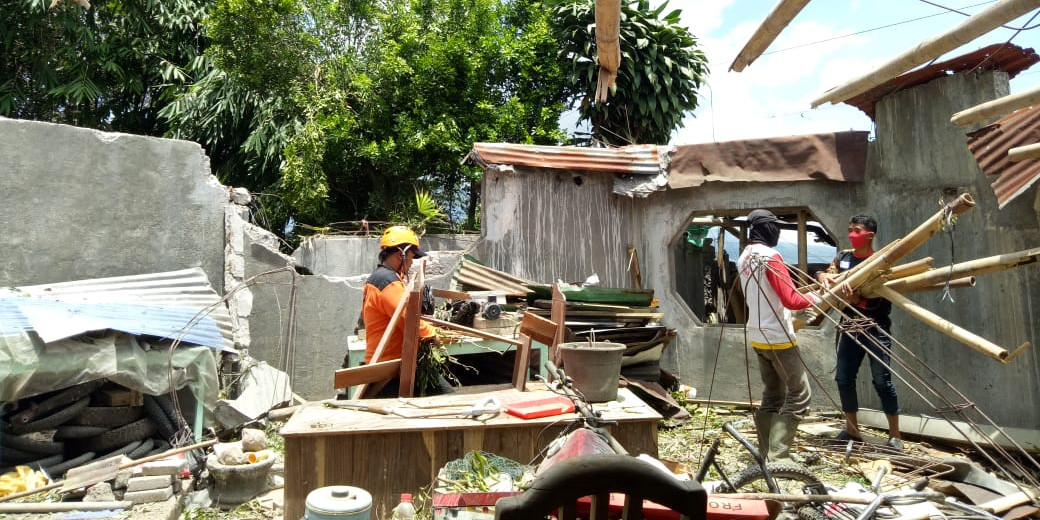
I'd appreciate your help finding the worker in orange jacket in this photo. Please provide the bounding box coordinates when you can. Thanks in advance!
[360,226,453,394]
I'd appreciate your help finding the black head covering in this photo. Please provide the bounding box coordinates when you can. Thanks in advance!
[748,209,783,247]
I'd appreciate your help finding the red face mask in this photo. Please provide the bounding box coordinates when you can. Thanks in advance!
[848,231,873,249]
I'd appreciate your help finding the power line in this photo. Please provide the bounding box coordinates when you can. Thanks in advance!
[762,1,998,56]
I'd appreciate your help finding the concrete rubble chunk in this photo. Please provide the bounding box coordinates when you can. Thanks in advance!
[241,428,267,452]
[84,481,116,502]
[126,474,173,492]
[141,458,189,476]
[123,485,174,504]
[113,468,133,490]
[231,187,252,205]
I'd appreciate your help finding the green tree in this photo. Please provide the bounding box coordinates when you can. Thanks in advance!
[163,0,570,236]
[553,0,709,145]
[0,0,209,135]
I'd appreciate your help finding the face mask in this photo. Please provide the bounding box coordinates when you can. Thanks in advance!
[848,231,873,249]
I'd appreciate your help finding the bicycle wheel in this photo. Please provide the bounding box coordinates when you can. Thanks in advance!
[717,462,821,494]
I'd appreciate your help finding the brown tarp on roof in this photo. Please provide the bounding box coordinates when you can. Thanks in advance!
[668,131,869,189]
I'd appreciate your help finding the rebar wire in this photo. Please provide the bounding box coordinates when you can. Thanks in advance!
[164,265,300,446]
[778,259,1040,493]
[725,250,1040,495]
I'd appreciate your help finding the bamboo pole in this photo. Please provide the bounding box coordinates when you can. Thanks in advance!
[884,246,1040,292]
[878,276,975,296]
[1009,142,1040,162]
[874,285,1029,363]
[818,193,975,310]
[729,0,812,72]
[951,84,1040,127]
[811,0,1040,107]
[0,502,134,513]
[885,257,933,279]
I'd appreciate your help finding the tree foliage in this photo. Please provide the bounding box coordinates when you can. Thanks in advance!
[553,0,708,146]
[3,0,709,241]
[0,0,208,135]
[160,0,571,236]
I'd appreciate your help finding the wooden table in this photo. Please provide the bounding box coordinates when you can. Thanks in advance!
[281,384,661,519]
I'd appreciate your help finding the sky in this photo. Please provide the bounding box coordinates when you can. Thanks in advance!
[658,0,1040,145]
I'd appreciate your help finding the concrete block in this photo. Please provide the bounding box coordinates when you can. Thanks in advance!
[123,485,174,504]
[126,474,173,492]
[141,458,189,476]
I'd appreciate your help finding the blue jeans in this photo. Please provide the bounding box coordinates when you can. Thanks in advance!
[834,322,899,416]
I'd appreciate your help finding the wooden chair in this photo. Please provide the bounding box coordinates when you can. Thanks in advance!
[512,312,559,391]
[493,454,707,520]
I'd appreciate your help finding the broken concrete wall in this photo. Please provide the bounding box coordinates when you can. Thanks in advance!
[862,70,1040,429]
[474,69,1040,429]
[475,166,859,411]
[231,234,472,400]
[0,118,228,291]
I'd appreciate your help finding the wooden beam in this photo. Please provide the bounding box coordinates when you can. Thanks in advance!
[1008,142,1040,162]
[423,316,523,346]
[729,0,812,72]
[811,0,1040,108]
[398,279,422,398]
[627,245,642,289]
[432,288,470,301]
[951,84,1040,126]
[334,360,403,389]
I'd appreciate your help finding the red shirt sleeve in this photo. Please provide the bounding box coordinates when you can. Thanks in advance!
[764,253,814,310]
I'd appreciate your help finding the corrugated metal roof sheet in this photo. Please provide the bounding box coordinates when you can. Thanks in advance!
[967,104,1040,208]
[454,259,535,297]
[846,44,1038,120]
[0,268,234,350]
[465,143,667,176]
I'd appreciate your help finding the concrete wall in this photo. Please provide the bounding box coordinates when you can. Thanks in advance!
[861,70,1040,429]
[475,168,857,412]
[0,118,228,290]
[474,70,1040,429]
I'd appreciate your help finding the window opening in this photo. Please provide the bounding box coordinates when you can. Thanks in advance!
[673,210,837,325]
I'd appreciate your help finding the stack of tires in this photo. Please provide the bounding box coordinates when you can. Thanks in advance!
[1,380,190,480]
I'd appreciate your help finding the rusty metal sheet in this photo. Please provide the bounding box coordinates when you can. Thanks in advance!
[967,104,1040,208]
[846,43,1038,120]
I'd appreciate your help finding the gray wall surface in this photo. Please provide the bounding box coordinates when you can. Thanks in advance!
[0,118,228,291]
[474,70,1040,429]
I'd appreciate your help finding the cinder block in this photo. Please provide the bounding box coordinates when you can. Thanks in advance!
[123,485,174,504]
[126,474,173,492]
[141,458,188,476]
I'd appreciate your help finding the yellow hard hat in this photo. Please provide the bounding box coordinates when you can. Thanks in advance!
[380,226,427,257]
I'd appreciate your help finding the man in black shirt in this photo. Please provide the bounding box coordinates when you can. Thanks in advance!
[817,214,902,450]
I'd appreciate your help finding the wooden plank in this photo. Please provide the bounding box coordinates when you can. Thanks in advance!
[333,360,403,389]
[399,281,422,398]
[432,288,471,300]
[513,336,533,391]
[627,246,642,289]
[423,317,523,346]
[519,312,559,347]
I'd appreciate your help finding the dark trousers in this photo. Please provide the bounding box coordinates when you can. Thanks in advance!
[834,322,899,416]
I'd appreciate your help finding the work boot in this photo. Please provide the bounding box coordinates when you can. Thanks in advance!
[768,413,800,461]
[753,411,776,460]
